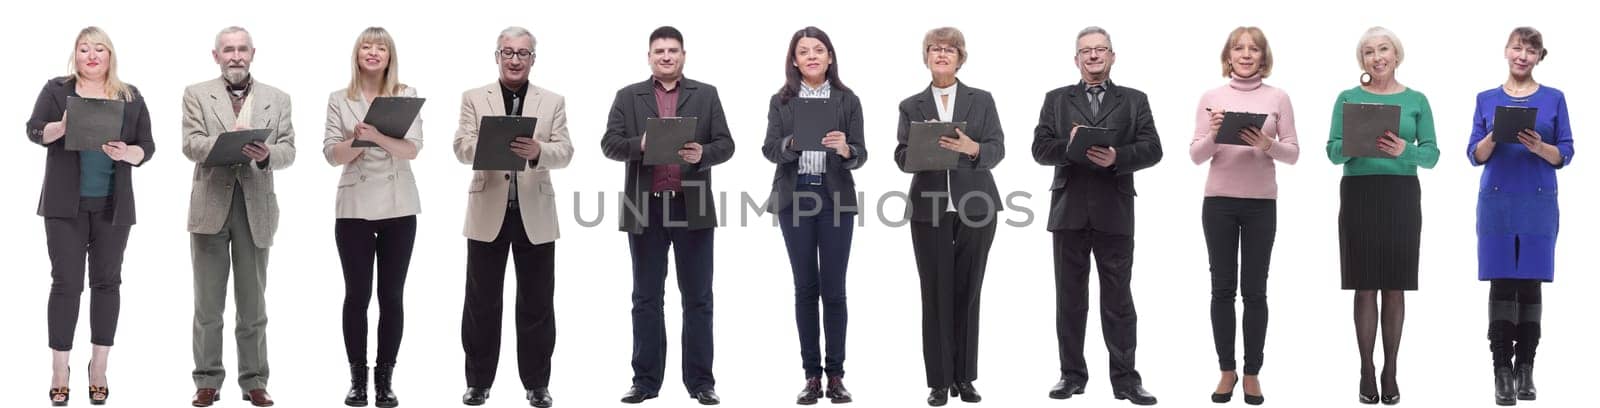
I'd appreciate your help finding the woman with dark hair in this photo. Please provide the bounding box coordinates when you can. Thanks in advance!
[1467,26,1571,406]
[760,25,865,405]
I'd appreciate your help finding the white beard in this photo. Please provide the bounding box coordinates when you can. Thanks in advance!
[222,69,249,85]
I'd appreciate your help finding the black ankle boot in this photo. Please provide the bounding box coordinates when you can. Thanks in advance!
[1494,367,1516,406]
[374,364,399,407]
[1515,364,1536,401]
[345,364,369,407]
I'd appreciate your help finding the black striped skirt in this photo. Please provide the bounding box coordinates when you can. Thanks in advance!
[1339,175,1422,290]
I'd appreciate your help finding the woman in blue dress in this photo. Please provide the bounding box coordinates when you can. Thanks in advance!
[1466,26,1572,406]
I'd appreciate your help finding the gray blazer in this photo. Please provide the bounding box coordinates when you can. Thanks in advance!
[180,77,296,247]
[323,87,423,220]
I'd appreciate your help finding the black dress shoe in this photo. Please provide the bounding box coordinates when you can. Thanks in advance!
[1243,393,1264,405]
[927,387,949,406]
[620,386,657,404]
[826,375,853,404]
[1050,378,1086,400]
[462,387,490,406]
[527,388,553,408]
[1515,364,1536,401]
[797,377,823,405]
[1212,375,1238,403]
[1380,394,1400,405]
[691,389,721,405]
[952,382,981,403]
[1114,384,1158,406]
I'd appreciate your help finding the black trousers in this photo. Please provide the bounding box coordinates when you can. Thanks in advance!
[628,196,716,394]
[1054,228,1142,388]
[911,212,996,388]
[45,197,130,351]
[1201,197,1276,375]
[337,216,417,366]
[1488,279,1542,369]
[462,209,556,390]
[778,184,854,379]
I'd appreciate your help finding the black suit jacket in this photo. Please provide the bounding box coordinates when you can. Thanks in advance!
[600,77,735,233]
[1031,80,1162,235]
[893,81,1006,224]
[26,76,156,226]
[760,89,867,214]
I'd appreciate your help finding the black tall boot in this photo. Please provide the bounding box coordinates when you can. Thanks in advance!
[1494,367,1517,406]
[345,364,370,407]
[374,364,399,407]
[1515,304,1541,401]
[1488,301,1519,406]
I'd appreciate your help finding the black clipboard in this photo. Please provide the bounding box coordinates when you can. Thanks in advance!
[792,98,835,151]
[1067,126,1118,166]
[1216,111,1268,146]
[1340,103,1401,158]
[1493,106,1538,143]
[473,116,538,171]
[644,117,699,166]
[203,129,272,167]
[905,121,964,172]
[356,96,425,148]
[65,96,125,151]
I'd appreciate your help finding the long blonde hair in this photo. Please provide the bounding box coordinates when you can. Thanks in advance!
[68,26,133,102]
[346,27,405,100]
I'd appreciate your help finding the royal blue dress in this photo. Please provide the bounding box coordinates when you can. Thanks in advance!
[1468,85,1574,282]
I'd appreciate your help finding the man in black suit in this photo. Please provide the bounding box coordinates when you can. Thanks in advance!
[599,26,735,406]
[1031,26,1162,406]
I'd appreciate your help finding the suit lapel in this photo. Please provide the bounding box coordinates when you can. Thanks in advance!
[1094,85,1125,125]
[252,89,273,129]
[206,80,237,130]
[1065,85,1096,126]
[827,91,844,128]
[636,80,659,119]
[484,84,505,117]
[675,80,695,117]
[344,92,368,125]
[524,86,544,120]
[952,84,974,123]
[915,86,938,122]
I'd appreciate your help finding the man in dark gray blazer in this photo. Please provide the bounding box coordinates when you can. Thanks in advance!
[180,26,296,408]
[599,26,734,406]
[1032,26,1161,406]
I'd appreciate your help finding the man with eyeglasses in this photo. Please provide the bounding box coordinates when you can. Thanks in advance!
[599,25,735,406]
[452,26,574,408]
[1031,26,1162,405]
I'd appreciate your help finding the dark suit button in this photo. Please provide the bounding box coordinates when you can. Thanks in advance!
[504,174,512,180]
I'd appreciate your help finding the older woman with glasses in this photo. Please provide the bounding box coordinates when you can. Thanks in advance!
[893,26,1005,407]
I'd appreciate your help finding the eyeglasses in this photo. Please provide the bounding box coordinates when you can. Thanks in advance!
[1077,46,1111,56]
[927,46,960,56]
[497,49,535,61]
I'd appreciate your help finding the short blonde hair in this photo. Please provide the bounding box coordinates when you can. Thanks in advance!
[921,27,967,67]
[345,27,406,100]
[1356,26,1404,71]
[1220,26,1273,78]
[68,26,133,102]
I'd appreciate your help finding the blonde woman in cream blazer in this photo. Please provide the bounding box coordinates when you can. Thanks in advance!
[321,27,422,408]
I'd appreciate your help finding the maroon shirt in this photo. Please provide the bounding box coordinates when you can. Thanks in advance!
[650,79,683,192]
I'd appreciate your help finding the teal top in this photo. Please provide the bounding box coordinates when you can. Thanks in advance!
[1325,86,1439,176]
[78,150,115,198]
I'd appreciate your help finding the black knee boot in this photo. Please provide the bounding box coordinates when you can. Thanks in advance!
[1489,301,1519,405]
[346,364,369,407]
[1515,305,1541,401]
[375,363,399,407]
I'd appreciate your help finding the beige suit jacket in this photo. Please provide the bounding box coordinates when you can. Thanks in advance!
[181,77,296,247]
[453,82,572,244]
[322,87,424,220]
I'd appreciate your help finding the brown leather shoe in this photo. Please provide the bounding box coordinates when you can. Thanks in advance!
[243,388,275,407]
[191,388,219,407]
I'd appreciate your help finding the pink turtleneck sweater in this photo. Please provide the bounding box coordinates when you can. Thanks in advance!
[1189,74,1300,199]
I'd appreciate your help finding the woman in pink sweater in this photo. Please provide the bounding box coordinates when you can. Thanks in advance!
[1188,26,1300,406]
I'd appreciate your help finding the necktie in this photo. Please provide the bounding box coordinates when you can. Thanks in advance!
[508,94,522,205]
[1087,85,1105,116]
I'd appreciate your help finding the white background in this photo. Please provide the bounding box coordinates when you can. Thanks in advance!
[1,0,1594,407]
